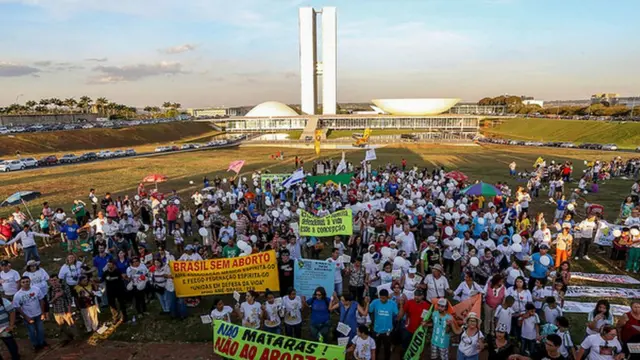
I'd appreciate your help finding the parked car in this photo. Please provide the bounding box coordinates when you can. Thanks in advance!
[113,150,126,157]
[80,152,98,161]
[97,150,113,158]
[602,144,618,151]
[125,149,136,156]
[59,154,79,163]
[155,146,170,152]
[38,155,58,166]
[0,160,25,172]
[636,146,640,152]
[21,157,38,167]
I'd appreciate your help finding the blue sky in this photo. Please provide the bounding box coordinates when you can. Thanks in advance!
[0,0,638,107]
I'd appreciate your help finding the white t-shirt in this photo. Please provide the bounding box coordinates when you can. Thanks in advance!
[521,313,540,340]
[424,274,449,300]
[557,329,574,358]
[23,269,49,297]
[12,286,44,318]
[263,302,281,328]
[58,261,84,286]
[495,305,516,334]
[211,306,233,322]
[327,258,345,284]
[90,218,106,234]
[586,312,614,335]
[507,288,532,314]
[283,296,302,325]
[543,304,563,325]
[0,270,21,296]
[240,301,262,329]
[579,334,622,360]
[458,328,484,356]
[352,335,376,360]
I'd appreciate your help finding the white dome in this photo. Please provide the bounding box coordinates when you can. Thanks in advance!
[372,98,460,116]
[245,101,298,117]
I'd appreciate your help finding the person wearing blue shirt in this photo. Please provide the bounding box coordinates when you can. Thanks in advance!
[472,217,486,238]
[388,181,399,197]
[305,287,331,341]
[528,244,554,290]
[368,289,398,360]
[93,244,112,278]
[60,219,80,251]
[551,196,569,222]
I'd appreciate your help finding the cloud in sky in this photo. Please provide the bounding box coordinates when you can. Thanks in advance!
[85,57,108,62]
[89,61,186,84]
[159,44,198,54]
[0,62,40,77]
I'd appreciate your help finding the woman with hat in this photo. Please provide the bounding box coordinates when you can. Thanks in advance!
[453,312,485,360]
[423,264,452,301]
[23,260,50,319]
[487,323,515,360]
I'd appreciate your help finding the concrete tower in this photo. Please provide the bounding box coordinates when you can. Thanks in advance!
[298,7,337,115]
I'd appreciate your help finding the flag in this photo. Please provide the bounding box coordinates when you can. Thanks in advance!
[336,152,347,174]
[431,294,482,324]
[306,173,353,186]
[282,168,305,188]
[314,129,322,155]
[227,160,245,174]
[533,156,544,168]
[403,304,434,360]
[365,148,377,162]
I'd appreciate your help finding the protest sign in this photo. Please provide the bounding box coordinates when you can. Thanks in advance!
[560,286,640,299]
[260,174,291,190]
[213,320,345,360]
[170,251,280,297]
[299,209,353,237]
[563,301,630,316]
[570,272,640,285]
[294,259,335,297]
[404,324,428,360]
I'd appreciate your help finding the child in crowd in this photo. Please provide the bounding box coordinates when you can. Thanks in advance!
[519,302,540,356]
[542,296,563,325]
[494,296,515,335]
[556,316,576,360]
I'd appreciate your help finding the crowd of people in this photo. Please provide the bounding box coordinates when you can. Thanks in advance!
[0,154,639,360]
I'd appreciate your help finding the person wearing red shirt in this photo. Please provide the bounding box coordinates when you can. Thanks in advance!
[0,218,12,242]
[165,203,179,234]
[397,289,431,351]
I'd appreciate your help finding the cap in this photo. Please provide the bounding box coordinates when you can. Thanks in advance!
[185,244,194,251]
[539,244,550,250]
[389,241,397,246]
[0,260,9,266]
[432,264,445,274]
[437,298,447,306]
[408,267,417,274]
[427,237,437,243]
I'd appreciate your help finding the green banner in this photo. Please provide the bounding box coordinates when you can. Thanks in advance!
[260,173,291,190]
[403,304,433,360]
[305,173,353,186]
[213,320,345,360]
[299,209,353,237]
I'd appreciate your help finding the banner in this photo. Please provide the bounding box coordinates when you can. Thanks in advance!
[365,148,376,161]
[562,301,630,316]
[403,304,433,360]
[214,320,345,360]
[170,251,280,297]
[294,259,336,298]
[347,198,389,215]
[570,272,640,285]
[560,286,640,299]
[305,173,353,187]
[260,174,291,190]
[299,209,353,237]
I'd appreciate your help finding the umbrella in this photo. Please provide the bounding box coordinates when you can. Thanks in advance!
[445,171,468,183]
[461,182,502,197]
[1,191,41,207]
[143,174,167,190]
[244,192,256,201]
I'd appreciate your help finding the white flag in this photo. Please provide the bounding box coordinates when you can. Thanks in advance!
[365,148,377,162]
[336,152,347,175]
[282,168,305,188]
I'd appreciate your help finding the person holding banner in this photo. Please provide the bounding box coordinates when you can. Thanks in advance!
[304,286,331,342]
[235,291,262,330]
[327,248,346,296]
[329,293,369,340]
[261,290,283,334]
[282,288,303,338]
[397,288,431,351]
[431,298,456,360]
[347,325,376,360]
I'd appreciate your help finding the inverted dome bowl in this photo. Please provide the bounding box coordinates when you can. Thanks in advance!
[372,98,460,116]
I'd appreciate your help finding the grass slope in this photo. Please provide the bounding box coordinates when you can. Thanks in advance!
[0,122,216,156]
[482,118,640,149]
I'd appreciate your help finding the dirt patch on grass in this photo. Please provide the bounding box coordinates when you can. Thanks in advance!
[0,122,216,157]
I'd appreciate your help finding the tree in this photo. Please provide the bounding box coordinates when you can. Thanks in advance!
[78,96,93,113]
[95,97,108,114]
[63,98,77,112]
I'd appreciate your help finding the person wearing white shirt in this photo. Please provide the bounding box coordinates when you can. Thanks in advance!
[624,214,640,227]
[397,226,417,256]
[178,245,203,261]
[84,212,107,234]
[191,192,204,206]
[575,216,597,260]
[210,299,233,322]
[102,218,119,238]
[423,264,451,300]
[533,224,552,248]
[0,261,21,297]
[453,272,485,302]
[12,276,47,350]
[575,326,623,360]
[23,260,49,301]
[58,254,84,288]
[327,249,345,296]
[6,225,49,263]
[218,223,235,244]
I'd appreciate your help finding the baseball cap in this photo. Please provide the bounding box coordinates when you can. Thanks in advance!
[437,298,447,306]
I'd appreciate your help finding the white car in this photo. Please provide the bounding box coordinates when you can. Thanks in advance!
[97,150,113,158]
[0,160,25,172]
[155,146,170,152]
[602,144,618,151]
[21,157,38,167]
[113,150,126,157]
[59,154,79,163]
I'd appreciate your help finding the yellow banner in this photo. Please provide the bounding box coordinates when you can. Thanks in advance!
[170,250,280,297]
[314,129,322,155]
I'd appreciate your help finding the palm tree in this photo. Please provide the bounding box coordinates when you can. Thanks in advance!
[63,98,77,112]
[78,96,92,113]
[95,97,108,114]
[24,100,37,113]
[171,102,181,110]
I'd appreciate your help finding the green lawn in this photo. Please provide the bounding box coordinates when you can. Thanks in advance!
[482,118,640,149]
[1,144,638,346]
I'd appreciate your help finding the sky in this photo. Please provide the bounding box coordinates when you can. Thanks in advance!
[0,0,639,108]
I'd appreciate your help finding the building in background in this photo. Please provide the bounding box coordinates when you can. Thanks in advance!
[299,7,337,115]
[186,107,248,118]
[522,99,544,107]
[448,103,507,115]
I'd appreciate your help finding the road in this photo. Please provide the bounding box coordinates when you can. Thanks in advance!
[0,141,241,175]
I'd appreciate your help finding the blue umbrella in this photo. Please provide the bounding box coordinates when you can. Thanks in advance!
[1,191,41,207]
[461,182,502,197]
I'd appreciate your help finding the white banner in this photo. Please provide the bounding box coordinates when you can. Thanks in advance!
[347,198,388,215]
[557,286,640,299]
[562,301,630,316]
[570,272,640,285]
